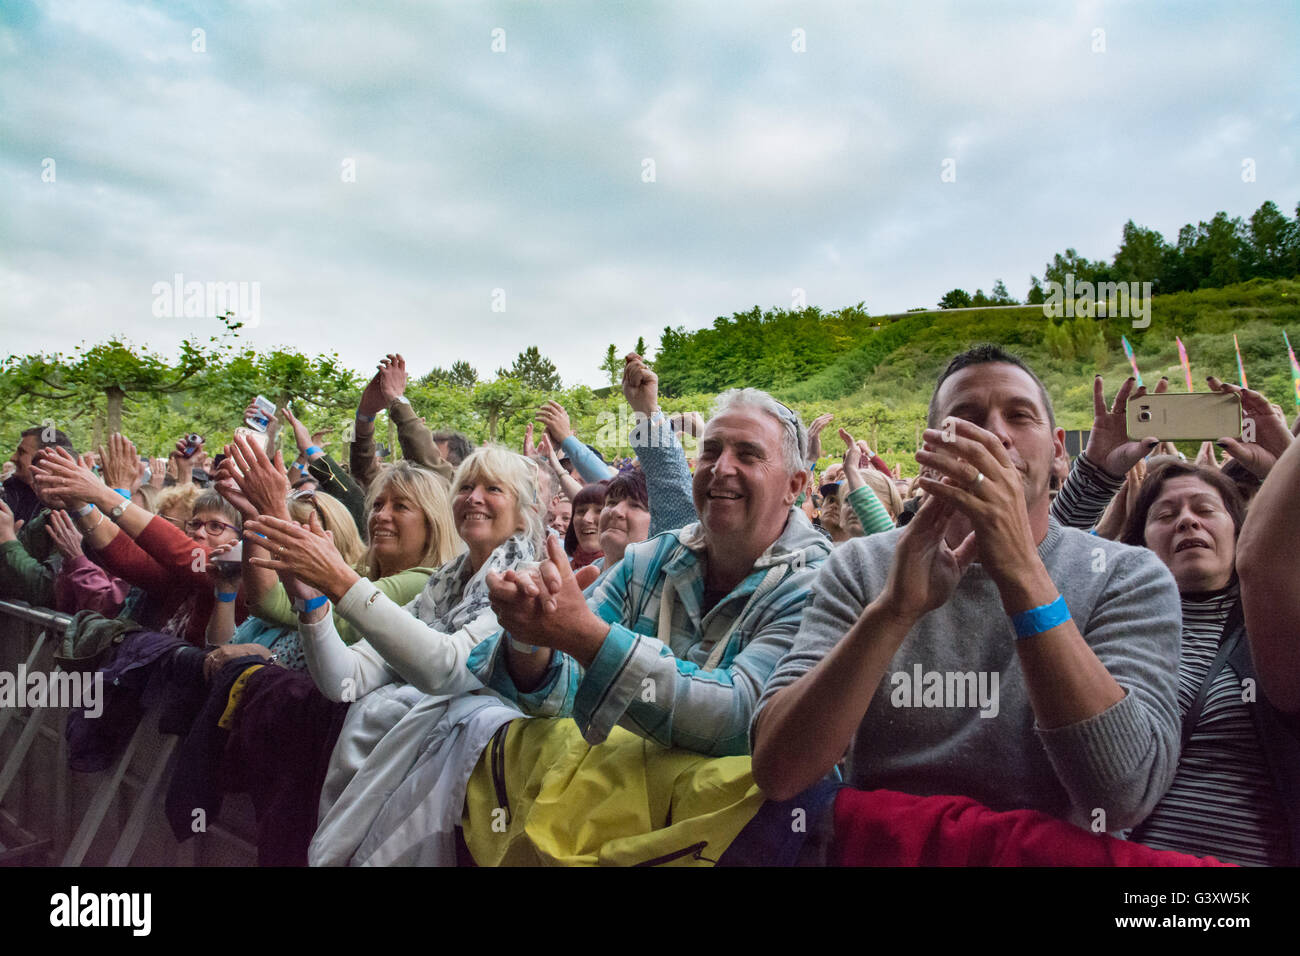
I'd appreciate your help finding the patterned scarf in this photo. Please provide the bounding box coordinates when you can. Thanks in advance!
[405,533,535,634]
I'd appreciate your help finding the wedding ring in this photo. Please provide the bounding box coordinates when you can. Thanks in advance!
[974,471,985,488]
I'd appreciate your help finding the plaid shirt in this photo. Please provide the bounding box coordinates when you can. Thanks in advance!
[467,509,831,756]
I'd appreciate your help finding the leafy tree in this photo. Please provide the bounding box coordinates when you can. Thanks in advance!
[471,377,536,443]
[938,289,973,309]
[1110,220,1168,287]
[1043,248,1109,288]
[1247,200,1298,278]
[497,346,560,391]
[634,335,647,358]
[1026,276,1046,305]
[990,279,1017,305]
[599,344,622,385]
[1,325,226,436]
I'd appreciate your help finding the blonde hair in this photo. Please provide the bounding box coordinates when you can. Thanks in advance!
[155,483,202,520]
[859,469,905,522]
[288,491,365,569]
[451,446,546,554]
[362,462,459,576]
[133,484,160,515]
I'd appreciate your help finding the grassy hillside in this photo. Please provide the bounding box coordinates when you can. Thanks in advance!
[762,278,1300,473]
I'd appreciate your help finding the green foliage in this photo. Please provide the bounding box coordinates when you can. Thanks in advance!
[653,303,874,396]
[599,344,622,386]
[938,289,972,309]
[496,346,561,391]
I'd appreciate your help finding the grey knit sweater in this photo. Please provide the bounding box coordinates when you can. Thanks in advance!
[754,517,1183,830]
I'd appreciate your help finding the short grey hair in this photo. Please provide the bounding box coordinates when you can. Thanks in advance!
[708,388,808,475]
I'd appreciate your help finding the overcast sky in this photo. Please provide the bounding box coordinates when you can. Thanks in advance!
[3,0,1298,387]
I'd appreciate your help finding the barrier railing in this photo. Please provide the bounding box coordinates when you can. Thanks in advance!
[0,600,257,866]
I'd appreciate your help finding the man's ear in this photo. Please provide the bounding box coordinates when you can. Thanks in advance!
[1052,426,1068,476]
[788,466,810,503]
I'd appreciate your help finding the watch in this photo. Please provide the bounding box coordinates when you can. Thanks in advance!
[109,498,130,521]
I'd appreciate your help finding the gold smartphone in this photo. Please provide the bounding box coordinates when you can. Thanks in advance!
[1126,392,1242,441]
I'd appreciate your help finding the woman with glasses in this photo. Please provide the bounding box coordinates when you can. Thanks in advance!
[32,443,248,647]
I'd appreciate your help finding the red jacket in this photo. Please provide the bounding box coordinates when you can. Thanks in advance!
[93,515,245,646]
[833,788,1234,867]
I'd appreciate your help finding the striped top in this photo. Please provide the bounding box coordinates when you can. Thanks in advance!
[1130,586,1290,866]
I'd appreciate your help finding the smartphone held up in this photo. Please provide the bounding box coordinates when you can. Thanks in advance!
[1126,392,1242,442]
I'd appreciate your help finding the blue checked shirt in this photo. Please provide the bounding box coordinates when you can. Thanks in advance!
[467,509,831,756]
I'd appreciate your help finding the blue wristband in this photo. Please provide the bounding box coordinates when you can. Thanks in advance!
[1011,595,1070,640]
[305,445,323,458]
[356,412,376,424]
[112,488,131,499]
[215,591,238,604]
[294,594,329,614]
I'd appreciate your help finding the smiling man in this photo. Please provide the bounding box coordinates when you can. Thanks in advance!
[751,345,1183,832]
[469,387,832,756]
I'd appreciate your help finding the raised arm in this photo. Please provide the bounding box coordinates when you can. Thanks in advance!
[622,353,697,534]
[350,354,404,490]
[1236,424,1300,712]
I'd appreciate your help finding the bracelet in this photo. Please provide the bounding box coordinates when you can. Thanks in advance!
[82,511,106,533]
[304,445,322,458]
[1011,595,1071,640]
[215,591,238,603]
[293,594,330,614]
[73,502,95,517]
[355,412,376,424]
[112,488,131,499]
[508,636,539,654]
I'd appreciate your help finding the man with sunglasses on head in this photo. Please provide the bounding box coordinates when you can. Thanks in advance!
[471,367,833,757]
[752,345,1182,837]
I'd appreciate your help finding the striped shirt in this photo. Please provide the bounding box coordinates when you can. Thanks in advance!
[1131,586,1290,865]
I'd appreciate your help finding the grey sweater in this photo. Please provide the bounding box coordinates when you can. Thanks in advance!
[754,517,1183,830]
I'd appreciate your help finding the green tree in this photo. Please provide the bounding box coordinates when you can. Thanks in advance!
[497,346,561,391]
[1026,276,1046,305]
[471,378,536,443]
[938,289,973,309]
[1110,220,1168,287]
[635,335,647,358]
[599,344,622,385]
[990,279,1017,305]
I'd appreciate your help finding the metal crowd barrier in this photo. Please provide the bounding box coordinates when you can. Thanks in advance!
[0,600,258,866]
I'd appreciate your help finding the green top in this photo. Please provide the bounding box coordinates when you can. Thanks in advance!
[252,565,435,645]
[0,511,55,607]
[844,484,896,536]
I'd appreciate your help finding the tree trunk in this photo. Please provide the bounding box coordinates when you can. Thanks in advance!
[105,386,125,434]
[488,409,499,443]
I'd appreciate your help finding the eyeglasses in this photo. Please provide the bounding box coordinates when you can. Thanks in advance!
[185,518,240,536]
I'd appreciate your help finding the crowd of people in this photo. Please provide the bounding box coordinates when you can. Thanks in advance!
[0,345,1296,866]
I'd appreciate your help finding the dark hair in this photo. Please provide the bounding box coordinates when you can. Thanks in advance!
[1218,457,1262,504]
[1119,461,1245,548]
[431,430,473,466]
[927,344,1056,430]
[604,469,648,510]
[564,481,608,556]
[20,425,76,455]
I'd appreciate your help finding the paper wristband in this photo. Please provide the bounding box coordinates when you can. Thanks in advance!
[215,592,239,604]
[1011,595,1070,640]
